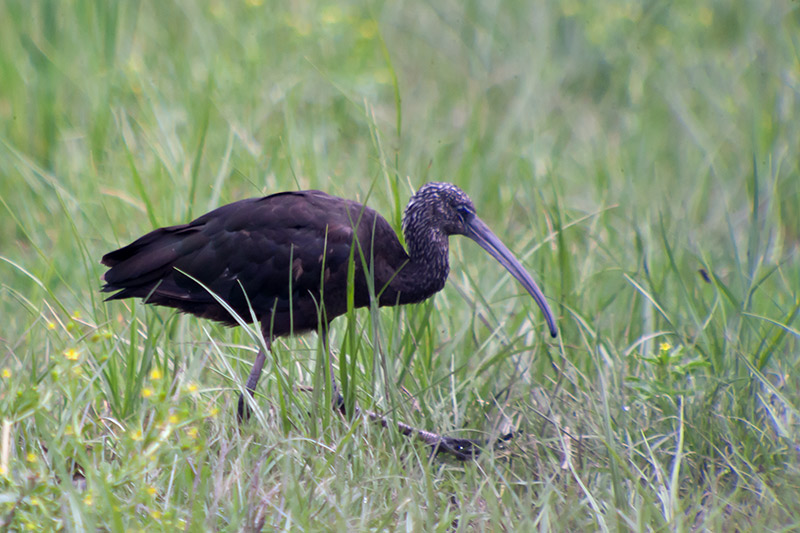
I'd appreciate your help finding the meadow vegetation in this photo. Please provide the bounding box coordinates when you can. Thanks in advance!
[1,1,798,530]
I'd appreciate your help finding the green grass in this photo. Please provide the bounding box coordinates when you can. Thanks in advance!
[1,0,799,530]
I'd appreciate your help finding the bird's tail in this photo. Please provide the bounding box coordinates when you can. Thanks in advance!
[101,224,200,301]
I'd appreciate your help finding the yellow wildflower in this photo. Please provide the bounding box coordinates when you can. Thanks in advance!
[142,388,153,398]
[359,20,377,39]
[149,368,163,381]
[321,5,341,24]
[698,7,713,27]
[64,348,80,361]
[2,368,10,378]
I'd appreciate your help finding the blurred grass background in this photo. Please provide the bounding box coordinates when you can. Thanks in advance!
[1,0,799,530]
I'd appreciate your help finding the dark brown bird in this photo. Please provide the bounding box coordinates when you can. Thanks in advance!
[101,182,557,459]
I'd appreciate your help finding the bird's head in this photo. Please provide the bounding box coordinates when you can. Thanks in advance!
[403,182,558,338]
[402,182,476,237]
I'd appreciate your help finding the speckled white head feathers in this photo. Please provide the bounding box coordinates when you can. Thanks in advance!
[402,182,476,240]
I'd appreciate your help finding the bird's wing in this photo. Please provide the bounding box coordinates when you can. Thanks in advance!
[101,192,362,324]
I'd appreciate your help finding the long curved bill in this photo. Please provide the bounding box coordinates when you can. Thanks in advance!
[464,216,558,338]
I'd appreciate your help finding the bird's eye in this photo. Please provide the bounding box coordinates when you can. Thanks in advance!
[455,205,473,220]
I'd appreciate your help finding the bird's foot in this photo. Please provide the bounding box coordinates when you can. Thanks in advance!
[333,392,346,415]
[237,393,250,423]
[432,431,515,461]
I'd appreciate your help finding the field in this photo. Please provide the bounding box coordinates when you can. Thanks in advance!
[1,1,799,530]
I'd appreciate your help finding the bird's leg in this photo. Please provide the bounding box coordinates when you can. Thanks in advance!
[319,326,345,413]
[237,340,271,422]
[317,327,506,460]
[358,407,514,461]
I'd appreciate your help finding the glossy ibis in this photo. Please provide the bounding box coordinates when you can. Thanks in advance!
[101,182,557,459]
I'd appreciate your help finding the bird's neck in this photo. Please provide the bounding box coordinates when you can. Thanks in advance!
[388,212,451,305]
